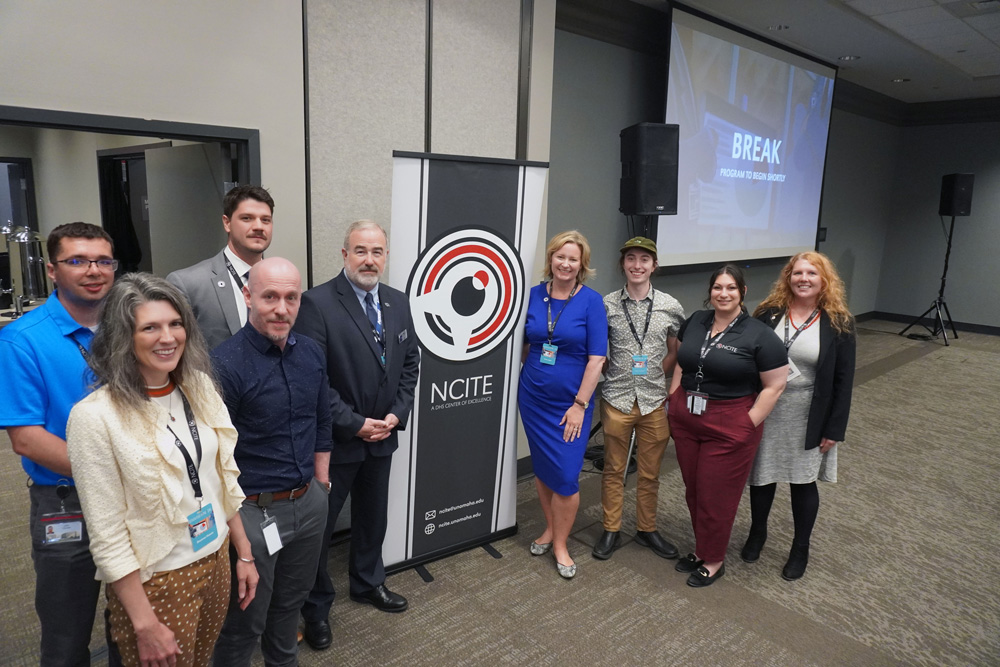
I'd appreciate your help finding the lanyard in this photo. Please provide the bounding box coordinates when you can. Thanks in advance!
[546,282,578,345]
[224,255,246,291]
[783,309,820,350]
[695,313,743,391]
[165,390,204,503]
[72,338,90,362]
[621,288,653,351]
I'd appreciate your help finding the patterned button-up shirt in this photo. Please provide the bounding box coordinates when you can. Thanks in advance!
[602,285,685,415]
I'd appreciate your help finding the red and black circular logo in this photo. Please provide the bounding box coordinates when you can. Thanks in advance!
[406,228,524,361]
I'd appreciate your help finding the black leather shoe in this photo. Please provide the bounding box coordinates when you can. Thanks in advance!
[634,530,679,559]
[591,530,621,560]
[302,619,332,651]
[687,562,726,588]
[740,529,767,563]
[350,584,408,613]
[675,553,704,573]
[781,543,809,581]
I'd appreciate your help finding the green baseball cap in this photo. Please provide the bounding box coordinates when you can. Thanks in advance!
[620,236,657,258]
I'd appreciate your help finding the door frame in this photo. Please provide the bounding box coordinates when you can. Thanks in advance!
[0,105,261,185]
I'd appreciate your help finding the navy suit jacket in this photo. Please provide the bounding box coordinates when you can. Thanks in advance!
[294,271,420,464]
[756,307,856,449]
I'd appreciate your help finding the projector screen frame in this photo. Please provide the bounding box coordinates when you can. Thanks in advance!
[657,3,839,270]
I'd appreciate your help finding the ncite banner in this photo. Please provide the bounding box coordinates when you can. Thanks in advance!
[384,152,547,568]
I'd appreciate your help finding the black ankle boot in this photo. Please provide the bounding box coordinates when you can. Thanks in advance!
[740,528,767,563]
[782,542,809,580]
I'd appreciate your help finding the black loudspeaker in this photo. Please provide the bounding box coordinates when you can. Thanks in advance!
[620,123,679,216]
[938,173,974,217]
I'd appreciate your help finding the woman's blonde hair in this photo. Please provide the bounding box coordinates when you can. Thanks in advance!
[542,230,594,283]
[754,251,854,334]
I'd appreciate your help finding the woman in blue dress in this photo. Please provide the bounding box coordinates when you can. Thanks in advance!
[518,231,607,579]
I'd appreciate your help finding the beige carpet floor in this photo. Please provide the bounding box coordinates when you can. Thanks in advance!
[0,320,997,666]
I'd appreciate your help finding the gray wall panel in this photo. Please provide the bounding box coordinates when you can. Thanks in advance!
[816,110,901,315]
[430,0,520,159]
[876,122,1000,327]
[307,0,426,283]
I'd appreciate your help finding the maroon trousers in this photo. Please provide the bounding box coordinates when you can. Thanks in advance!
[667,391,763,563]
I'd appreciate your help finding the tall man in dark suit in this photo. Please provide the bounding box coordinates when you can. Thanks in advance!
[295,220,420,651]
[167,185,274,350]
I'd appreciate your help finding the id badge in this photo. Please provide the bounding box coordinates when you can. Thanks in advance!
[261,515,283,555]
[686,391,709,416]
[187,503,219,552]
[41,512,83,544]
[631,354,649,376]
[786,358,802,382]
[540,343,558,366]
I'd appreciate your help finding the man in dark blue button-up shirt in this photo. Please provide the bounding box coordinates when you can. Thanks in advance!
[211,257,331,667]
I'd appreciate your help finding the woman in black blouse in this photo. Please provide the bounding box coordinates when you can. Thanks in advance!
[666,264,788,587]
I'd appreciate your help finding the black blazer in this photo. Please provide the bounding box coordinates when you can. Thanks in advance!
[756,308,856,450]
[294,271,420,464]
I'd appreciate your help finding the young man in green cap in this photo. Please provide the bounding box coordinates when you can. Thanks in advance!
[593,236,685,560]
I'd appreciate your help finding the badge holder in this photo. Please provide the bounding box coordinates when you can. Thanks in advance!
[41,484,83,545]
[631,354,648,376]
[187,502,218,552]
[256,493,283,555]
[540,343,558,366]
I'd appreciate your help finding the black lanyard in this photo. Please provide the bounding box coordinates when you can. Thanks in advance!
[72,337,90,362]
[621,288,653,351]
[224,255,246,290]
[695,313,743,391]
[165,390,204,502]
[546,282,579,345]
[783,309,820,350]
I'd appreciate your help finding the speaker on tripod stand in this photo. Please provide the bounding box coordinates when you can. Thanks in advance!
[899,173,974,345]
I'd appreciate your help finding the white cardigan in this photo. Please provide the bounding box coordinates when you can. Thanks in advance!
[67,371,244,583]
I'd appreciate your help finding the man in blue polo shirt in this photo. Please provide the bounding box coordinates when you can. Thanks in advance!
[0,222,116,666]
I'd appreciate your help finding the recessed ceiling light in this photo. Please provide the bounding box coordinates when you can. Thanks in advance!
[892,78,911,83]
[768,25,789,31]
[838,55,861,61]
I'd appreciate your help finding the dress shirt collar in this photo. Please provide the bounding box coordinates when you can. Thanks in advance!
[621,283,653,303]
[347,276,380,310]
[242,321,297,355]
[223,245,253,281]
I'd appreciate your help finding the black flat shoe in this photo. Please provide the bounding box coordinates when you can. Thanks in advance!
[302,619,332,650]
[782,543,809,581]
[350,584,409,613]
[740,530,767,563]
[592,530,621,560]
[635,530,679,559]
[675,553,704,573]
[686,563,726,588]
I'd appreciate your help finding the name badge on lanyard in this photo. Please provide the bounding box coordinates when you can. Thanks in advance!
[187,503,219,552]
[631,354,648,375]
[166,389,218,551]
[541,343,558,365]
[541,282,578,367]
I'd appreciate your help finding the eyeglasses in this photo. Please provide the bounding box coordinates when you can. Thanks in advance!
[55,258,119,271]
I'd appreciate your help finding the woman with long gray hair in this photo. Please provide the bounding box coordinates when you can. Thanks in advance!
[67,273,257,666]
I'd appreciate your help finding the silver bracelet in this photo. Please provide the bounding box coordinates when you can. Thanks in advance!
[238,556,255,564]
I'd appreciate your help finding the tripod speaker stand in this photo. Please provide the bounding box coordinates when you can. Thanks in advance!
[900,173,974,345]
[899,214,960,345]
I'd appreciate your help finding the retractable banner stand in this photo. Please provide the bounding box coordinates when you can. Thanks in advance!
[384,151,548,570]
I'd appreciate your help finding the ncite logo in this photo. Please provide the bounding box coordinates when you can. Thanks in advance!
[406,228,525,362]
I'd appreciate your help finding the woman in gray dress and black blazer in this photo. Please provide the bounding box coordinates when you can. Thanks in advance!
[742,251,856,580]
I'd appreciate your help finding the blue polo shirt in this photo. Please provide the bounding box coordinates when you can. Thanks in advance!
[0,291,94,486]
[212,323,333,496]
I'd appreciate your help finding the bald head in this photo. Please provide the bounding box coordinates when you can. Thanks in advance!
[243,257,301,349]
